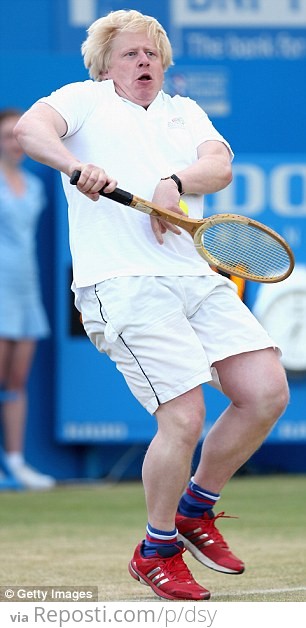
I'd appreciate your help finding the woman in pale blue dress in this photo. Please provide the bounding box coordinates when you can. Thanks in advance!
[0,108,54,489]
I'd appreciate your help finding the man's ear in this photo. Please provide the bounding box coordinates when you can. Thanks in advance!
[99,70,109,80]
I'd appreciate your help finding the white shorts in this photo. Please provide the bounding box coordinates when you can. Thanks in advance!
[74,275,277,414]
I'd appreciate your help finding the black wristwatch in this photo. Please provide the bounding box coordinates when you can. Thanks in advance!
[161,174,184,195]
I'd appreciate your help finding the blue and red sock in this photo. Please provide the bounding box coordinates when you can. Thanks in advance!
[142,523,182,558]
[178,477,220,518]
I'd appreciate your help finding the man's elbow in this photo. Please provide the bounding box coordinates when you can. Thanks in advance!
[218,162,232,191]
[224,163,233,187]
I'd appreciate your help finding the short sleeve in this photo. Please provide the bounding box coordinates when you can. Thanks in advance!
[182,97,234,159]
[38,81,98,137]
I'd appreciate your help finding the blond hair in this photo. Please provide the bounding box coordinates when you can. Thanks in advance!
[81,9,173,81]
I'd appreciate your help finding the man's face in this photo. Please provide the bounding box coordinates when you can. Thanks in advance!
[101,30,165,108]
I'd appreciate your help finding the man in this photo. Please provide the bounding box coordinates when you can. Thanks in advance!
[15,9,289,601]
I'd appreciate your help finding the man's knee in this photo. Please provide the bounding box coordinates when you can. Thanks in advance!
[175,408,204,446]
[156,388,205,447]
[266,374,289,422]
[252,370,289,432]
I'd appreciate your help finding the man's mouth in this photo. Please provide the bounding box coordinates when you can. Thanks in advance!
[137,73,152,81]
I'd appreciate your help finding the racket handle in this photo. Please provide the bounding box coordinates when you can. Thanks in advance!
[70,170,133,206]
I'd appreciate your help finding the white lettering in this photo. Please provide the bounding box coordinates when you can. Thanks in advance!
[172,0,306,27]
[282,225,302,247]
[276,32,306,58]
[68,0,96,26]
[188,0,260,9]
[271,164,306,216]
[188,0,303,7]
[212,164,265,216]
[208,162,306,218]
[187,33,224,57]
[226,33,275,58]
[185,31,306,60]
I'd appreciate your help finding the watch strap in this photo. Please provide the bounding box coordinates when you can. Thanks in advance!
[161,174,183,195]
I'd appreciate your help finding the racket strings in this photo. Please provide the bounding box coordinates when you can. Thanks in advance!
[201,222,291,280]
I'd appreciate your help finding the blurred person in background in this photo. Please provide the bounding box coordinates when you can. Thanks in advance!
[0,108,55,490]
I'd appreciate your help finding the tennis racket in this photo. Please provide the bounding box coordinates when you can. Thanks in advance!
[70,170,294,283]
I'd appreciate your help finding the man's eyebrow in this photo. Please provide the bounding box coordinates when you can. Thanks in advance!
[121,45,158,52]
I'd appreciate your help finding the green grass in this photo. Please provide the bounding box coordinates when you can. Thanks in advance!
[0,475,305,602]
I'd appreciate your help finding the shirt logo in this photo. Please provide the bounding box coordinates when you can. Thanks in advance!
[168,117,186,129]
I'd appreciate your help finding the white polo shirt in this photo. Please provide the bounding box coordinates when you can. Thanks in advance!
[40,79,232,287]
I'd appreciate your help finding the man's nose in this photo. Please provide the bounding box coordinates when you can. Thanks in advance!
[137,51,150,65]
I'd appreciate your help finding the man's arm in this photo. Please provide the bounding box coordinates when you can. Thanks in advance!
[14,103,78,175]
[14,103,117,200]
[178,140,233,195]
[154,140,232,209]
[150,140,232,243]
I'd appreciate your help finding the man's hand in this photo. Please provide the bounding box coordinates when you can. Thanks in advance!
[69,163,117,201]
[150,178,183,244]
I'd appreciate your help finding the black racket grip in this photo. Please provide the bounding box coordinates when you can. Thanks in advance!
[70,170,133,206]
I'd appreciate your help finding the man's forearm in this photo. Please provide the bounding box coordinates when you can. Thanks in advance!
[176,142,232,196]
[178,156,232,196]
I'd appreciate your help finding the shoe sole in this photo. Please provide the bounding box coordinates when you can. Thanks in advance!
[177,533,245,575]
[128,561,210,600]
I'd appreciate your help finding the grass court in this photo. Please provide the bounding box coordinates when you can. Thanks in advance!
[0,474,305,602]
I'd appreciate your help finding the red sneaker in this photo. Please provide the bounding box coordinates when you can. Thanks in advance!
[176,511,245,575]
[128,542,210,600]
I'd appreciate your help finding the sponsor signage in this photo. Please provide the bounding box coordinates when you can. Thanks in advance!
[172,0,306,27]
